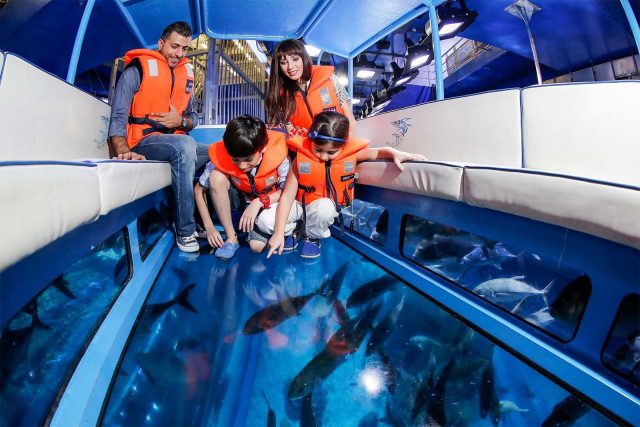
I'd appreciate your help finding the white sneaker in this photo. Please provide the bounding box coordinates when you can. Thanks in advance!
[176,233,199,252]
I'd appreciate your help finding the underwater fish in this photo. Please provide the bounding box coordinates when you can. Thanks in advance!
[147,283,197,317]
[480,358,500,426]
[426,356,456,426]
[541,395,590,427]
[288,304,380,399]
[300,392,317,427]
[262,390,276,427]
[358,412,379,427]
[473,277,553,304]
[498,400,529,414]
[549,274,590,326]
[136,351,185,387]
[346,275,398,308]
[52,275,76,299]
[366,296,405,356]
[243,279,329,335]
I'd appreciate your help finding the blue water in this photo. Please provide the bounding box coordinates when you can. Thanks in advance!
[100,237,617,426]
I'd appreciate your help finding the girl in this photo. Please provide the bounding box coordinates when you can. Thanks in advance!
[266,39,357,137]
[267,111,426,259]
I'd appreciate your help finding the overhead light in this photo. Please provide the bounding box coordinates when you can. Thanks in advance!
[337,74,349,86]
[354,54,383,80]
[356,70,376,79]
[388,61,419,87]
[425,0,479,41]
[352,97,362,105]
[305,44,321,57]
[404,42,433,72]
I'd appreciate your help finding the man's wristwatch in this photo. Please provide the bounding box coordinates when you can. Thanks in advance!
[181,116,188,129]
[258,193,270,209]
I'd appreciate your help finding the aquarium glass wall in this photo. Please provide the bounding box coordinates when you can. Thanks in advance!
[0,230,130,426]
[101,238,614,426]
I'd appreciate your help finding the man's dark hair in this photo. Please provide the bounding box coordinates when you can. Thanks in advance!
[161,21,192,40]
[223,115,268,158]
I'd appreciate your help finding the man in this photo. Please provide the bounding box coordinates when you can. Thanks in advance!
[108,21,208,252]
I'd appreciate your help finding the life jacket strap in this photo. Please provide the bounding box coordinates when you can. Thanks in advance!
[129,114,175,136]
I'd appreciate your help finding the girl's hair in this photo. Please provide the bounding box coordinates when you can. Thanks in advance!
[223,115,268,158]
[308,111,349,146]
[266,39,313,125]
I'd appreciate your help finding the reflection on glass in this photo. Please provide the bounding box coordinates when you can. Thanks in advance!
[0,230,130,426]
[401,215,591,341]
[102,239,614,426]
[138,201,170,260]
[342,199,388,244]
[602,294,640,385]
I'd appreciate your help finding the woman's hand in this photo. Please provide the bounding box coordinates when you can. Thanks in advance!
[266,233,285,258]
[239,199,263,233]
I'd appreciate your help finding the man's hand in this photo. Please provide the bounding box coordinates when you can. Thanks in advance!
[151,104,182,128]
[110,136,146,160]
[114,151,146,161]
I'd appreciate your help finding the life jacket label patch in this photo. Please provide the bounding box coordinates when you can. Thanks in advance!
[320,87,332,105]
[322,107,336,112]
[299,162,311,174]
[148,59,159,77]
[186,79,194,94]
[231,176,242,186]
[344,161,355,173]
[185,63,194,78]
[341,173,355,182]
[265,176,276,186]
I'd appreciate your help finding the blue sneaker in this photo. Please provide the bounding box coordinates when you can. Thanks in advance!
[300,238,321,258]
[283,235,298,251]
[214,241,240,260]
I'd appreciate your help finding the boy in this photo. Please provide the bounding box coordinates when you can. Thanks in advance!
[196,115,298,260]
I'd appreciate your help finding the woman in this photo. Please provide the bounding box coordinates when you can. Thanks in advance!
[266,39,357,136]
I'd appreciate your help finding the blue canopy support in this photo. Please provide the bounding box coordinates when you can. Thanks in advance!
[620,0,640,54]
[422,0,446,100]
[112,0,148,47]
[66,0,97,84]
[299,0,337,41]
[348,57,353,99]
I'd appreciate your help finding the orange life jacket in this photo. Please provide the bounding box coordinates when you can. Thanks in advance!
[208,130,288,199]
[289,65,344,132]
[124,49,194,148]
[287,136,368,207]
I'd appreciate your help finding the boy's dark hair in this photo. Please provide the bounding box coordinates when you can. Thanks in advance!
[161,21,193,40]
[309,111,349,145]
[223,115,268,158]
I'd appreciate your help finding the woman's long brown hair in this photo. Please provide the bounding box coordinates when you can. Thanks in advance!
[266,39,313,126]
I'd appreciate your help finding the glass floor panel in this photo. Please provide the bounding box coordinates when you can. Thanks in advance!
[102,238,616,427]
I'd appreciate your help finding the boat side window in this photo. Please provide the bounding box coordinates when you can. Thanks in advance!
[602,294,640,386]
[400,214,591,342]
[137,200,171,261]
[343,199,388,245]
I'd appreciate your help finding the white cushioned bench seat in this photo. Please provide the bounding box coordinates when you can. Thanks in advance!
[357,161,465,201]
[84,160,172,215]
[0,161,101,271]
[462,166,640,249]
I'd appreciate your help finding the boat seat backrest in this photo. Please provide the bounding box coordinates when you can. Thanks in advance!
[0,53,111,161]
[356,89,523,167]
[521,81,640,186]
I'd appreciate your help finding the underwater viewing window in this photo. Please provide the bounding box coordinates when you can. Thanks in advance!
[137,200,171,261]
[400,214,591,342]
[602,293,640,386]
[0,229,131,426]
[342,199,388,245]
